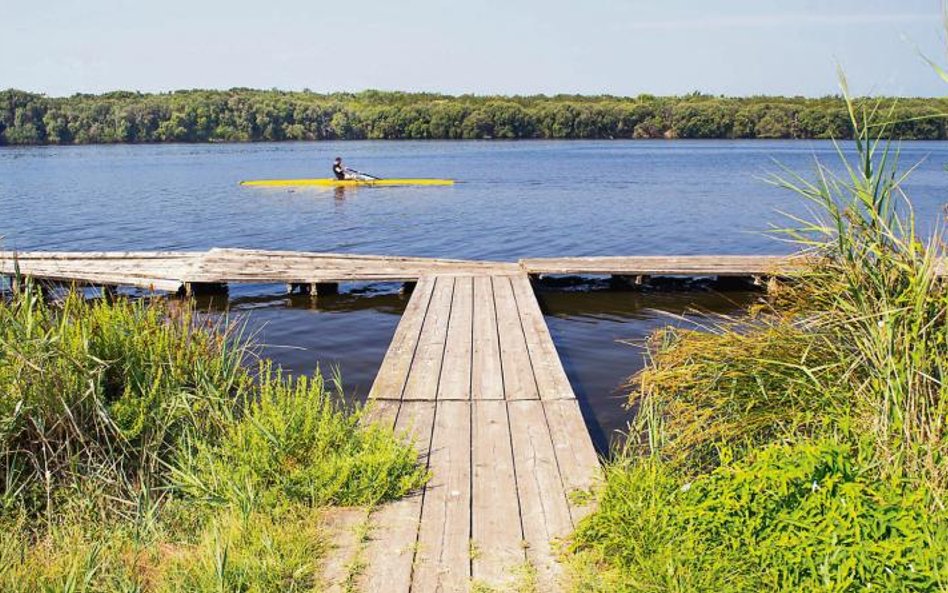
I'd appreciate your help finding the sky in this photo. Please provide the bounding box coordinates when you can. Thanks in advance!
[3,0,948,97]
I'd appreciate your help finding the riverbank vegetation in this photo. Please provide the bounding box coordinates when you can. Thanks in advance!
[567,95,948,591]
[2,88,948,145]
[0,290,426,591]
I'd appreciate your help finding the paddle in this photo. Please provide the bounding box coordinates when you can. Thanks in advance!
[346,168,382,181]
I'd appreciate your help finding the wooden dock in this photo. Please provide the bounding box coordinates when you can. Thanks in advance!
[359,273,597,592]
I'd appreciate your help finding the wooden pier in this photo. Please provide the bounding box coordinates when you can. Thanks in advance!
[0,248,819,591]
[359,273,597,592]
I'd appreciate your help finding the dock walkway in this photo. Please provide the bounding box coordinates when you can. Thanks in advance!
[359,273,597,592]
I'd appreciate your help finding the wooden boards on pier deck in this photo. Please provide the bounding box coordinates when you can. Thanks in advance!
[2,250,830,295]
[360,273,599,593]
[0,249,519,293]
[520,254,810,277]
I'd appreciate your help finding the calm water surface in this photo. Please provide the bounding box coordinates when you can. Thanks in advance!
[3,140,947,451]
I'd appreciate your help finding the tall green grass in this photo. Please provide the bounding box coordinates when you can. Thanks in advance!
[0,284,427,591]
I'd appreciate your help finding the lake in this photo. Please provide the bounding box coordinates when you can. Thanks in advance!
[3,140,947,451]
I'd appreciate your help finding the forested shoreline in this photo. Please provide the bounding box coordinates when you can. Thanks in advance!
[2,88,947,145]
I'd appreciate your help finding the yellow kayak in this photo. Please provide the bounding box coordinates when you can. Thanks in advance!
[240,178,455,187]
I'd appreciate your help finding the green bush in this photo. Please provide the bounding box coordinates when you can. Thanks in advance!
[571,82,948,591]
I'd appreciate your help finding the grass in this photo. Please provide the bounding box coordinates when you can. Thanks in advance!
[567,81,948,591]
[0,287,427,591]
[569,441,948,593]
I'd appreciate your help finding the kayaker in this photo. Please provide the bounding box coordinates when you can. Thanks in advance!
[332,157,347,180]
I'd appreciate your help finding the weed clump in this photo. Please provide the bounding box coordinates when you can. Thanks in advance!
[0,288,426,591]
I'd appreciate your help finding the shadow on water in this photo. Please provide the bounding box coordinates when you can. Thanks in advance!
[534,278,761,456]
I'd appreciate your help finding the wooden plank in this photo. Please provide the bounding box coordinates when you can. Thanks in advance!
[360,401,436,593]
[438,276,473,400]
[508,400,574,591]
[519,255,809,276]
[320,507,370,593]
[361,399,401,431]
[472,400,524,588]
[412,400,472,592]
[0,251,198,260]
[492,276,539,401]
[510,274,574,400]
[542,400,600,524]
[369,276,437,400]
[472,276,505,400]
[402,277,454,401]
[0,272,184,292]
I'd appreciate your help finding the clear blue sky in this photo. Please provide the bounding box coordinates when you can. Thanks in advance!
[4,0,947,97]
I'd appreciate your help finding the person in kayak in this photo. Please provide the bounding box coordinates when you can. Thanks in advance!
[332,157,379,181]
[332,157,348,180]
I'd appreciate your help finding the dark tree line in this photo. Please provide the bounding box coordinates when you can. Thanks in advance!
[2,88,947,145]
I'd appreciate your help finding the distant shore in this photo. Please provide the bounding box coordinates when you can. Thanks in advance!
[3,88,947,146]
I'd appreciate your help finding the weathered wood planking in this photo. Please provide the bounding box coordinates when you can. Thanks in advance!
[360,273,602,592]
[189,248,520,283]
[508,400,574,590]
[542,399,600,524]
[471,276,505,400]
[360,400,436,593]
[403,277,454,401]
[368,276,437,400]
[519,255,811,277]
[493,275,540,400]
[320,507,370,593]
[0,251,199,292]
[471,399,525,588]
[438,276,473,400]
[0,249,520,291]
[510,274,574,400]
[412,400,472,592]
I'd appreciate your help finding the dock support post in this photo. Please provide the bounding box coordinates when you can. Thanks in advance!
[611,274,648,288]
[288,282,339,296]
[715,275,763,290]
[311,282,338,296]
[182,282,228,297]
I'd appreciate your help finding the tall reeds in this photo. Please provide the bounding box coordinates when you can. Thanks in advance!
[632,82,948,494]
